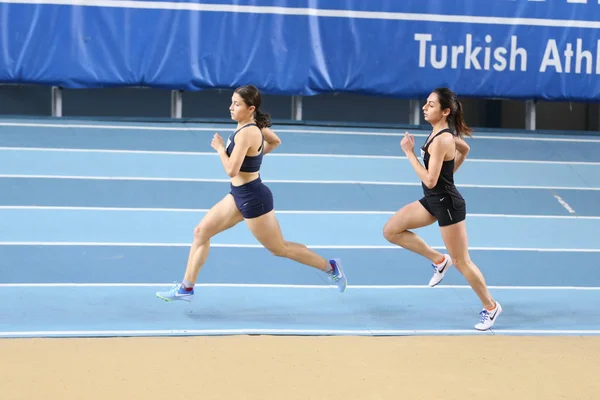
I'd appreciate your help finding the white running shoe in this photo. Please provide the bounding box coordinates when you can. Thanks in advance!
[428,254,452,287]
[475,302,503,331]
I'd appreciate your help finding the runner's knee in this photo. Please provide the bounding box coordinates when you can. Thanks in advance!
[450,255,471,272]
[193,223,213,244]
[383,220,407,242]
[265,242,288,257]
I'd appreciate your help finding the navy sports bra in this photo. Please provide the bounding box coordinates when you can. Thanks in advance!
[225,123,264,173]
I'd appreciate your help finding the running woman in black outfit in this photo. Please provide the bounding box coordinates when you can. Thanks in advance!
[383,88,502,331]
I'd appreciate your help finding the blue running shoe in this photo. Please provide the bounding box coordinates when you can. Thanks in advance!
[156,282,194,302]
[327,258,347,293]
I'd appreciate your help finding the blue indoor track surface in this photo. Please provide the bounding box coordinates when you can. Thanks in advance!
[1,118,600,338]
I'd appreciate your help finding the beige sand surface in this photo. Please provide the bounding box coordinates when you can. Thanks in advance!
[1,335,597,400]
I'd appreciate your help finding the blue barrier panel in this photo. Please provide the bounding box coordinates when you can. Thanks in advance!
[1,0,599,101]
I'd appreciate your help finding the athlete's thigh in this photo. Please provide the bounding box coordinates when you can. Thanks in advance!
[439,220,471,263]
[384,200,437,233]
[196,194,244,239]
[244,210,285,250]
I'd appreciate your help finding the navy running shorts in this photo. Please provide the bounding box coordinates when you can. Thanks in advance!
[230,177,274,219]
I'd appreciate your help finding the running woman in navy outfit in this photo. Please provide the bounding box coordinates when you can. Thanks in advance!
[157,85,347,302]
[383,88,502,331]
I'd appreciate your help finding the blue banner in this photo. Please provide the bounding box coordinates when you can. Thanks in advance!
[1,0,599,101]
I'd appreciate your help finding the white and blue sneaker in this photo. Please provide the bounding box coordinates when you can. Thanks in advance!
[156,282,194,302]
[327,258,347,292]
[475,301,502,331]
[429,254,452,287]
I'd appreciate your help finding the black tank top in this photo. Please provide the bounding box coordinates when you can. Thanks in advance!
[420,128,461,198]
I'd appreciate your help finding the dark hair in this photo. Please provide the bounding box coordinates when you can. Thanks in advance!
[432,87,472,138]
[234,85,272,129]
